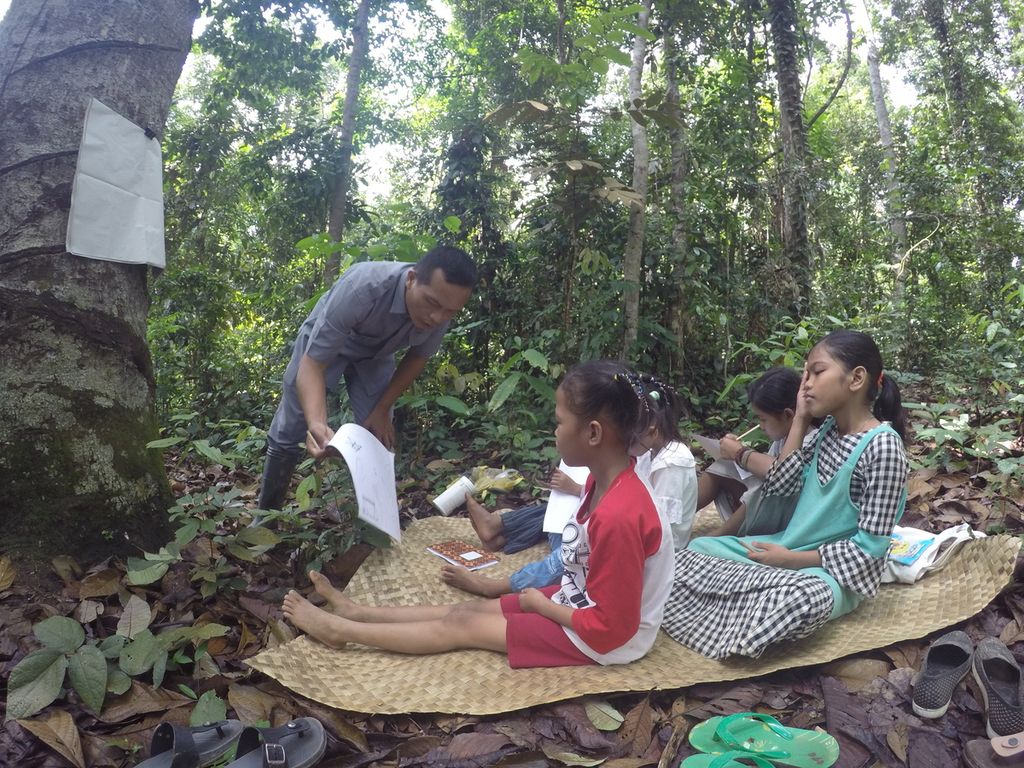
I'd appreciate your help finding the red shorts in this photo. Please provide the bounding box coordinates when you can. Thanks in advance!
[500,585,595,668]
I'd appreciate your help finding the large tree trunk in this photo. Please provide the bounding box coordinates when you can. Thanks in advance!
[324,0,370,283]
[865,38,908,305]
[766,0,812,316]
[0,0,196,565]
[621,0,652,356]
[663,20,691,381]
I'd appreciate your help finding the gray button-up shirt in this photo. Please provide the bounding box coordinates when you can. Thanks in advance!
[284,261,448,388]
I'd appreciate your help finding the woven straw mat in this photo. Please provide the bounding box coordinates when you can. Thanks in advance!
[249,515,1020,715]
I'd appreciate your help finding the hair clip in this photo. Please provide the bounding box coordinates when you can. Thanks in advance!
[614,371,650,411]
[639,373,676,403]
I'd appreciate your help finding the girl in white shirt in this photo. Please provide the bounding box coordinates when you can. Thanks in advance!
[631,375,699,549]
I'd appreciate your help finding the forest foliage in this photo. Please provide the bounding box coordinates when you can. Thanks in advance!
[150,0,1024,510]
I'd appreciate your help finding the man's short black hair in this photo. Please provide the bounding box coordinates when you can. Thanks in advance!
[415,246,478,288]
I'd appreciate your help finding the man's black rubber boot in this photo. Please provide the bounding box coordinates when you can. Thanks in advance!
[257,448,300,512]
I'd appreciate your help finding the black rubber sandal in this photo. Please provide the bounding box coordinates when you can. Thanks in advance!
[135,720,245,768]
[225,717,327,768]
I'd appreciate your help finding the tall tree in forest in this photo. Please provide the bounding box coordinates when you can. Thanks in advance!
[663,17,692,379]
[325,0,371,283]
[766,0,812,314]
[0,0,196,563]
[865,33,909,306]
[621,0,653,355]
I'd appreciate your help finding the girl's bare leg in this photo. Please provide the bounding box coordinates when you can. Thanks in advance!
[697,474,746,514]
[465,495,506,551]
[696,472,722,510]
[441,565,512,597]
[309,570,493,623]
[282,591,507,654]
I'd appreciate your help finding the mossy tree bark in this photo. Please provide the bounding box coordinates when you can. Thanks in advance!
[766,0,812,317]
[0,0,197,565]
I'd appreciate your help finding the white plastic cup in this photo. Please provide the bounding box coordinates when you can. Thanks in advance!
[432,475,475,515]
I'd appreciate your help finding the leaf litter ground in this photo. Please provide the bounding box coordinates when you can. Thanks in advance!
[1,447,1023,768]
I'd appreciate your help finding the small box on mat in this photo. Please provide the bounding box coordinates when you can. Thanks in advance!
[427,540,500,570]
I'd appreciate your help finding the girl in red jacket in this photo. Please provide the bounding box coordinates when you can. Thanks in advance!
[282,360,675,667]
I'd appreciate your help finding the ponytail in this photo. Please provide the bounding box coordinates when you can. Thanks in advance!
[873,375,907,441]
[639,373,685,444]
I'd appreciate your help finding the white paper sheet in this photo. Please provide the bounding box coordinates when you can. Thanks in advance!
[327,423,401,541]
[692,434,753,481]
[704,457,753,483]
[692,434,722,460]
[542,461,591,534]
[66,98,166,268]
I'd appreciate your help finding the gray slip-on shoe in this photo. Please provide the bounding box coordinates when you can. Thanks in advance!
[973,637,1024,738]
[912,630,974,719]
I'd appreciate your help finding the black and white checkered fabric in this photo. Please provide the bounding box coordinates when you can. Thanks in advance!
[661,420,908,659]
[762,420,909,596]
[661,549,834,659]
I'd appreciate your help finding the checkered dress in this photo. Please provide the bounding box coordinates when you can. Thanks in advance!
[661,420,908,659]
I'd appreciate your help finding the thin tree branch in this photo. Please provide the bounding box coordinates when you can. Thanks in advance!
[805,1,853,131]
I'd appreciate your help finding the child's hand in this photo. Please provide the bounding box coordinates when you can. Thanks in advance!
[742,541,797,568]
[518,587,549,614]
[547,469,583,497]
[719,434,744,461]
[794,369,815,422]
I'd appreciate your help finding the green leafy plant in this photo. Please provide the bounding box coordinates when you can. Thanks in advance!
[6,613,227,720]
[7,617,106,720]
[146,414,267,472]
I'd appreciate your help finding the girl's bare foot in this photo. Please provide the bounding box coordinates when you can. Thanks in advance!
[308,570,360,618]
[440,565,508,598]
[465,495,504,551]
[282,590,349,649]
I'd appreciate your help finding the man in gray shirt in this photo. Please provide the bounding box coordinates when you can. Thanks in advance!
[259,246,477,511]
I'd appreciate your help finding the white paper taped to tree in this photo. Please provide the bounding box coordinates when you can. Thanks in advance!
[66,98,165,268]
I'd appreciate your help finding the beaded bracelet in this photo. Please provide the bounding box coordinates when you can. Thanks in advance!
[736,447,750,470]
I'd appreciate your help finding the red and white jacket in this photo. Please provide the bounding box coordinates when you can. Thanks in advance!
[551,462,675,665]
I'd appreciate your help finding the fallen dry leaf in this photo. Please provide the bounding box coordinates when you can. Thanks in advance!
[228,683,278,724]
[426,731,513,765]
[821,658,892,693]
[886,722,908,764]
[116,594,152,639]
[18,710,86,768]
[266,617,295,647]
[999,619,1024,645]
[98,682,192,724]
[51,555,82,586]
[907,475,936,501]
[618,698,655,758]
[73,599,104,624]
[78,568,122,598]
[0,556,15,591]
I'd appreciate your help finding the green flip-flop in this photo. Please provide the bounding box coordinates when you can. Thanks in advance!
[688,712,839,768]
[681,751,778,767]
